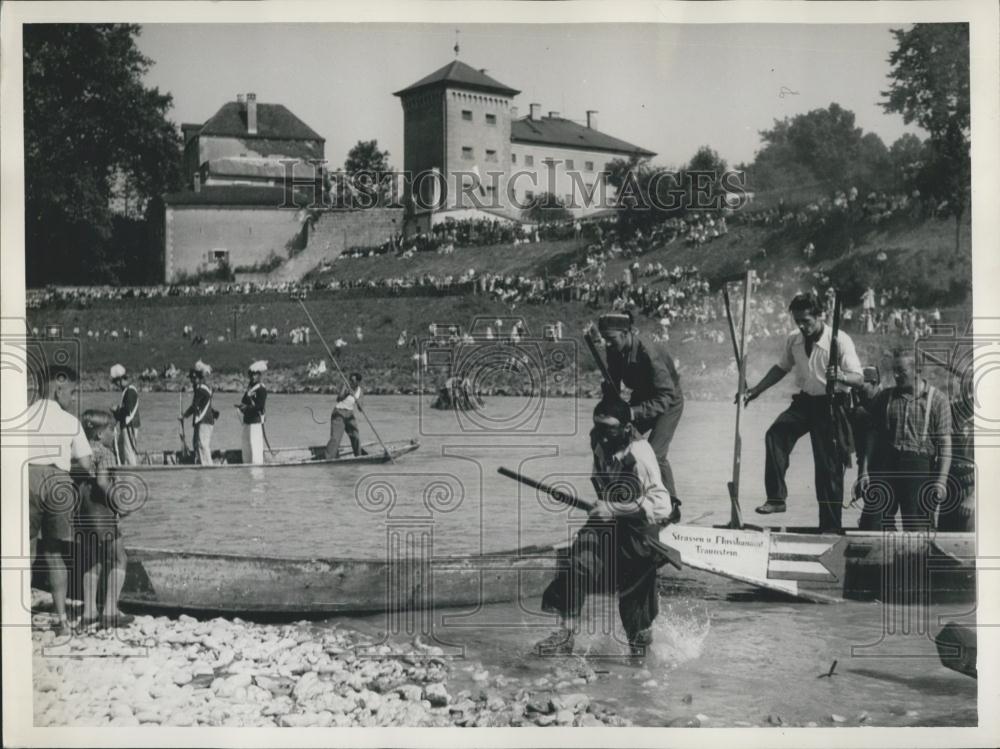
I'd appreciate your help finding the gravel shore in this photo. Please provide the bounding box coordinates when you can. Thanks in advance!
[32,613,632,728]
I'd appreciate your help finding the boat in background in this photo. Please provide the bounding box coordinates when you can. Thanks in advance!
[119,439,419,472]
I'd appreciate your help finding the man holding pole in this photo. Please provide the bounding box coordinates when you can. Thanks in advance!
[743,292,862,531]
[237,360,268,464]
[534,397,680,658]
[109,364,140,466]
[327,372,364,459]
[596,310,685,511]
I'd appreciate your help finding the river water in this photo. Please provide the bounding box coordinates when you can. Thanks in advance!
[87,393,976,727]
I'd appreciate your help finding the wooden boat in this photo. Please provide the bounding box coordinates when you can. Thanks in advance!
[119,544,560,616]
[120,439,419,472]
[661,523,976,603]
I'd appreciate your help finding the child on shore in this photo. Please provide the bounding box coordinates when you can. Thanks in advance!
[77,409,133,630]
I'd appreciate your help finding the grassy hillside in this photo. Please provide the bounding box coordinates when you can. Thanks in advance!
[27,213,971,398]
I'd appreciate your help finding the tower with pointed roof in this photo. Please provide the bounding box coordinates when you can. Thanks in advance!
[394,60,520,213]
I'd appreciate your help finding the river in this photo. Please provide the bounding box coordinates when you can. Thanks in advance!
[85,393,976,727]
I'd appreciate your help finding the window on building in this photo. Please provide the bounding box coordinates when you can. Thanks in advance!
[211,249,229,263]
[565,159,575,170]
[585,161,594,171]
[462,110,473,121]
[485,113,497,125]
[525,155,534,166]
[462,146,474,160]
[512,153,517,164]
[485,149,497,162]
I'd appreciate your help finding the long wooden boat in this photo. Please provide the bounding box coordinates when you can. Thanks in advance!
[119,439,419,472]
[662,523,976,603]
[119,544,561,616]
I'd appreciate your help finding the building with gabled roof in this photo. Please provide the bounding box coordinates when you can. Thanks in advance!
[394,59,655,225]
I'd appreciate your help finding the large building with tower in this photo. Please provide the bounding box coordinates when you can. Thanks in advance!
[394,59,655,226]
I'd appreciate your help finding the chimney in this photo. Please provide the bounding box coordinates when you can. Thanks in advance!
[247,92,257,135]
[237,93,245,104]
[193,173,201,193]
[529,103,541,121]
[586,110,598,130]
[548,111,560,119]
[510,105,519,119]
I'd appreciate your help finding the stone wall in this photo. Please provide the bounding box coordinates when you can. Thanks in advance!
[164,206,305,281]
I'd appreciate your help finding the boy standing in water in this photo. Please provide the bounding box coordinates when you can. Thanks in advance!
[77,410,133,629]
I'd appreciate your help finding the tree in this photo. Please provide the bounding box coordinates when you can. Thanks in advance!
[882,24,970,251]
[24,24,182,285]
[343,139,394,206]
[888,133,926,191]
[757,103,865,188]
[521,192,572,224]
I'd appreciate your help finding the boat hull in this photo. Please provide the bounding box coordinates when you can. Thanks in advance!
[662,524,976,603]
[119,545,561,616]
[120,439,419,472]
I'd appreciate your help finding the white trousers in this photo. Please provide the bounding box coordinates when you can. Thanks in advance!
[116,425,139,466]
[242,423,264,464]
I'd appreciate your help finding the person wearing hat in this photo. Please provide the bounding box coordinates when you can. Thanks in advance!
[179,361,217,465]
[110,364,141,466]
[535,397,681,658]
[237,361,268,464]
[596,309,685,511]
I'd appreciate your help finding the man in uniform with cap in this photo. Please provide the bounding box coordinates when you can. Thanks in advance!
[237,361,268,464]
[110,364,141,466]
[179,360,217,465]
[597,310,685,512]
[535,397,681,658]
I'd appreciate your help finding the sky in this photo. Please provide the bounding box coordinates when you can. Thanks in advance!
[136,22,924,170]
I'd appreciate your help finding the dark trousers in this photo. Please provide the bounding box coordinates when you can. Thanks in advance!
[541,517,665,639]
[327,409,361,459]
[635,403,683,498]
[765,393,844,531]
[860,449,935,531]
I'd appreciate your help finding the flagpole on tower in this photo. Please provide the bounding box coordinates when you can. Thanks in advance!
[454,29,460,58]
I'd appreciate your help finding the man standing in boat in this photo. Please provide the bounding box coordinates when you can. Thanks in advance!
[859,347,951,530]
[109,363,140,466]
[744,292,862,531]
[535,397,680,658]
[326,372,363,459]
[179,360,217,465]
[236,360,268,464]
[597,310,685,511]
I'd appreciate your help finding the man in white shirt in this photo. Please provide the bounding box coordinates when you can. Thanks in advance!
[27,364,94,634]
[743,292,863,531]
[326,373,364,459]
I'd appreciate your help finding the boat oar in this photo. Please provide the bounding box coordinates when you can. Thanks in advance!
[297,298,395,463]
[498,466,682,570]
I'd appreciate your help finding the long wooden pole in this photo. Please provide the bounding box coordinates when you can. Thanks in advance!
[721,272,751,529]
[297,298,394,462]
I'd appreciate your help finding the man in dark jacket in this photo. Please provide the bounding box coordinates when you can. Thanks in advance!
[597,311,685,509]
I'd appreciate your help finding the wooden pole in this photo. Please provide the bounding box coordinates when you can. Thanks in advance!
[721,271,752,529]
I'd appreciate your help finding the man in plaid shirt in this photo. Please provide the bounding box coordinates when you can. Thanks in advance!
[859,347,951,530]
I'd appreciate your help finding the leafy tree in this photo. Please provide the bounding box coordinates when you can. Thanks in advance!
[24,24,182,285]
[888,133,926,191]
[343,139,395,205]
[521,192,572,224]
[756,103,864,188]
[882,23,970,251]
